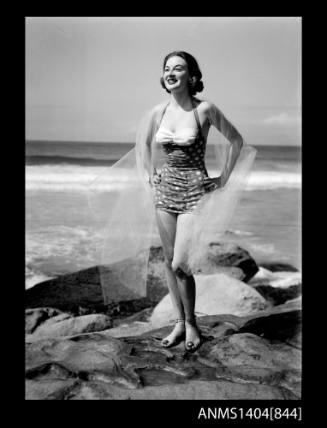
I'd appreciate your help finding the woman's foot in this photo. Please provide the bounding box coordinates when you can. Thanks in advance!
[161,319,185,348]
[185,318,202,352]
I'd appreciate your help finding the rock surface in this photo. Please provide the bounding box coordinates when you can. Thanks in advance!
[150,273,270,328]
[25,266,105,312]
[26,307,69,334]
[189,241,259,282]
[25,300,301,400]
[25,266,154,318]
[26,312,113,342]
[25,244,259,312]
[25,246,301,401]
[259,263,299,272]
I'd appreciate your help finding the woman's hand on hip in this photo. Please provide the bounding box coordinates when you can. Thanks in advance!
[149,171,161,187]
[203,176,223,192]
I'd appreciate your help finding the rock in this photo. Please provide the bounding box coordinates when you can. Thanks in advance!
[40,313,74,326]
[238,308,302,342]
[189,242,259,282]
[65,379,296,400]
[253,285,301,306]
[150,273,270,328]
[205,331,300,395]
[26,314,113,342]
[105,299,154,320]
[25,264,155,317]
[25,266,105,312]
[260,263,299,272]
[241,297,301,319]
[26,333,126,376]
[26,379,79,400]
[112,307,153,326]
[25,307,69,334]
[103,321,154,338]
[283,295,302,307]
[25,244,258,313]
[25,302,301,400]
[147,244,259,303]
[102,308,154,338]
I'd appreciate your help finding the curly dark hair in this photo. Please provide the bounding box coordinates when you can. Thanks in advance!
[160,51,204,96]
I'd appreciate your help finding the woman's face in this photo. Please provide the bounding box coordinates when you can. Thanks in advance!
[163,56,190,93]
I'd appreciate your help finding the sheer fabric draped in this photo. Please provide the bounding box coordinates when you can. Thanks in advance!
[87,100,257,303]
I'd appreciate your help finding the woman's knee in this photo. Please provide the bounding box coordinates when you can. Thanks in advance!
[171,259,191,278]
[163,255,174,270]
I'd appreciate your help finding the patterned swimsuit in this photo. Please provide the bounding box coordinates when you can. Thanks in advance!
[154,102,210,214]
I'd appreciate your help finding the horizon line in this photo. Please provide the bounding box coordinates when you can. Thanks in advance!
[25,139,301,148]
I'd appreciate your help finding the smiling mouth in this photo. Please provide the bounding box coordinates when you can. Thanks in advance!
[167,79,177,84]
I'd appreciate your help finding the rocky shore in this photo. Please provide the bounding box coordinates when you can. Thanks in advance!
[25,244,302,400]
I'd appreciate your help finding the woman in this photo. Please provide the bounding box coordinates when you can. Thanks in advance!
[88,51,256,352]
[144,51,247,352]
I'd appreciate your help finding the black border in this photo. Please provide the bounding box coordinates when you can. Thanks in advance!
[22,14,309,425]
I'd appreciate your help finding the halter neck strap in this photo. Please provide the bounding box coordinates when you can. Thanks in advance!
[191,98,203,140]
[157,99,203,140]
[157,101,170,128]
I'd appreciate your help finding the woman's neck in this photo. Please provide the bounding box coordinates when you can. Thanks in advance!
[169,91,193,110]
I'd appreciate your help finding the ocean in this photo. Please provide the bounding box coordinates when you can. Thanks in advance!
[26,140,301,289]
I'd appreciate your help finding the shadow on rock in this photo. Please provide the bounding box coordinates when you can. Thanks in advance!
[238,309,301,344]
[252,284,301,306]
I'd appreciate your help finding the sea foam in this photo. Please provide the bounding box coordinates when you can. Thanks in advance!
[26,165,301,192]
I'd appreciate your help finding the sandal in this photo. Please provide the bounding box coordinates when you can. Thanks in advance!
[161,318,185,348]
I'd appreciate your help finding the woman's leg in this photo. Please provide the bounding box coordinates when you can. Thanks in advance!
[155,209,185,346]
[172,213,201,350]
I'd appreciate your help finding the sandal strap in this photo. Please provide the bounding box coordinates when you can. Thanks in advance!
[175,318,185,324]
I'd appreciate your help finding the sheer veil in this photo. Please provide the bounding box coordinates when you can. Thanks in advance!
[86,99,257,303]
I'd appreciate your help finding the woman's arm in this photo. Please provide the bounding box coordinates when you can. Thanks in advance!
[145,130,160,186]
[206,101,243,186]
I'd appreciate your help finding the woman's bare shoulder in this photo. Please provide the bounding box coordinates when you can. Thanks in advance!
[148,100,169,115]
[195,98,219,114]
[139,101,169,124]
[195,99,223,124]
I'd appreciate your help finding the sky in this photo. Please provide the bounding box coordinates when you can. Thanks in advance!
[26,17,301,145]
